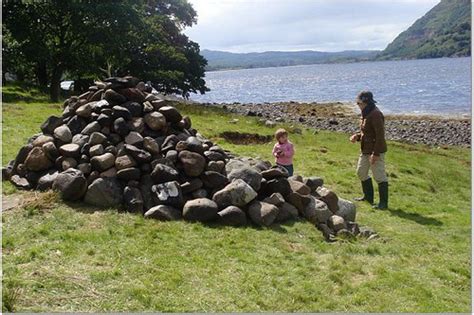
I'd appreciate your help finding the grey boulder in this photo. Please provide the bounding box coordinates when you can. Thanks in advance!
[217,206,247,226]
[182,198,219,222]
[84,178,123,207]
[247,201,279,226]
[212,179,257,208]
[336,198,356,222]
[144,205,182,221]
[52,169,87,201]
[227,167,262,192]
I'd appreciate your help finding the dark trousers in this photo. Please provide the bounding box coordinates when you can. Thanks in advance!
[277,163,294,176]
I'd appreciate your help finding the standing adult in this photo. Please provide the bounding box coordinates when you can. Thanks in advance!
[350,91,388,209]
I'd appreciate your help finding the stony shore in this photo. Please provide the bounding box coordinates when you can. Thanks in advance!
[195,101,471,147]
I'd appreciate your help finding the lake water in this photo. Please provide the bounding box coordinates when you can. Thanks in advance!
[190,57,471,116]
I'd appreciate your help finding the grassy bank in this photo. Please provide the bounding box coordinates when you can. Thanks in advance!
[1,90,471,312]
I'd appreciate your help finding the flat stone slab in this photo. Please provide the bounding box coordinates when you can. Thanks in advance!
[2,194,22,211]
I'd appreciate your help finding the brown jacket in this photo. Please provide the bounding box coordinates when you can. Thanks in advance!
[356,106,387,155]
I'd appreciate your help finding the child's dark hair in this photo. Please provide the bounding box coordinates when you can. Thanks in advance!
[275,128,288,140]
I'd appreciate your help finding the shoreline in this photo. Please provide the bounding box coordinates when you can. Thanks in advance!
[191,101,471,147]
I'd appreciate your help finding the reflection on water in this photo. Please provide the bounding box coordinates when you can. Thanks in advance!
[190,57,471,116]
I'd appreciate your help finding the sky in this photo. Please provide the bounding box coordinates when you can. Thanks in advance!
[184,0,440,53]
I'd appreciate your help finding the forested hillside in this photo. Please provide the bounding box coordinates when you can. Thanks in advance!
[378,0,471,60]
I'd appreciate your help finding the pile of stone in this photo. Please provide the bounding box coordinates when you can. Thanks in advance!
[2,76,376,241]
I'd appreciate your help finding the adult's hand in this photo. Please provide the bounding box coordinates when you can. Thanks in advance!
[370,154,379,165]
[350,134,358,143]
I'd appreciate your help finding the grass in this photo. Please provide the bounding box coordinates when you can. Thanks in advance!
[1,88,471,312]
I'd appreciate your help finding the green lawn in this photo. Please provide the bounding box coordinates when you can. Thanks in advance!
[1,89,471,312]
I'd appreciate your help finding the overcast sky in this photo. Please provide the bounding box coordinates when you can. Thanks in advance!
[184,0,440,53]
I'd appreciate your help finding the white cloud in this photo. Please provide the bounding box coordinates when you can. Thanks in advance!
[185,0,440,52]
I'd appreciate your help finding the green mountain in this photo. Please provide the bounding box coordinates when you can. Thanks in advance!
[201,50,379,71]
[378,0,471,60]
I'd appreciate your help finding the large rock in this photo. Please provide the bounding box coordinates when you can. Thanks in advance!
[298,196,323,224]
[37,171,59,191]
[124,144,152,164]
[288,180,311,195]
[217,206,247,226]
[287,192,312,213]
[314,198,332,224]
[247,201,279,226]
[13,144,33,170]
[227,167,262,192]
[151,181,183,208]
[75,103,93,117]
[67,116,87,134]
[144,205,182,221]
[115,154,136,170]
[53,125,72,143]
[84,178,123,207]
[304,177,324,192]
[112,106,132,120]
[336,198,356,222]
[225,159,250,174]
[143,137,160,155]
[178,150,206,177]
[275,202,299,222]
[59,143,81,158]
[90,153,115,172]
[261,167,289,180]
[41,116,63,135]
[89,132,107,145]
[212,179,257,208]
[158,106,182,124]
[52,169,87,201]
[316,186,339,213]
[182,198,219,222]
[73,134,90,147]
[151,164,179,184]
[206,160,225,173]
[10,175,31,189]
[122,101,143,117]
[328,215,346,232]
[104,88,127,104]
[24,147,53,171]
[32,135,54,147]
[204,150,226,161]
[263,193,285,207]
[200,171,229,190]
[262,178,291,198]
[125,131,144,146]
[185,137,204,154]
[42,142,59,160]
[144,112,167,130]
[81,121,101,135]
[89,144,105,157]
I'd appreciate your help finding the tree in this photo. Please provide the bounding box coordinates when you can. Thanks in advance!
[2,0,208,101]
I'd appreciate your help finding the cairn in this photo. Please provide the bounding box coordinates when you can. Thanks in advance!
[3,76,376,241]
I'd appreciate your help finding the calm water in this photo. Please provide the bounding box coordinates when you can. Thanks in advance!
[190,57,471,116]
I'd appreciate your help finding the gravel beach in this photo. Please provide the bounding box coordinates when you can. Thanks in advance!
[196,101,471,147]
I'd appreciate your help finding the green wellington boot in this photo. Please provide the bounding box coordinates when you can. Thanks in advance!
[373,182,388,209]
[354,177,374,204]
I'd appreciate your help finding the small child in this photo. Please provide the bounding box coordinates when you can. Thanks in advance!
[272,128,295,176]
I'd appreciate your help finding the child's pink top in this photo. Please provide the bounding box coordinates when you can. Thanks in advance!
[272,141,294,165]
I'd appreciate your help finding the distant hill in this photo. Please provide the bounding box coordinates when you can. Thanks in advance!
[378,0,471,60]
[201,49,379,71]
